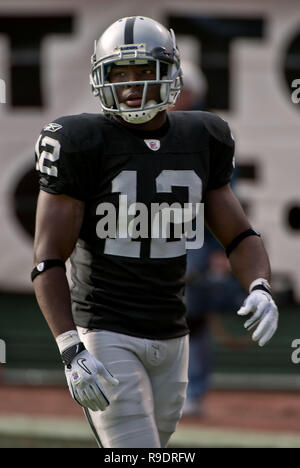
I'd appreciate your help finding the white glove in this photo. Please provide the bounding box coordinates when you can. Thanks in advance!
[63,343,119,412]
[237,290,279,347]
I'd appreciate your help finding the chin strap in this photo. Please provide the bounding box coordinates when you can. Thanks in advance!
[119,100,166,124]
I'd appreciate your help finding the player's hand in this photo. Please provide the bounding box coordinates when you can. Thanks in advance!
[237,290,279,347]
[62,344,119,411]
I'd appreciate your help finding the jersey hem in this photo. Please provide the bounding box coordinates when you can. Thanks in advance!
[74,321,190,340]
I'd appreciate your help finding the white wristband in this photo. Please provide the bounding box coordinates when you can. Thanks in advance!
[249,278,271,294]
[56,330,81,354]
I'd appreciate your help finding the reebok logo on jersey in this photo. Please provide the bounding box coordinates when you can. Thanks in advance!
[144,139,160,151]
[44,122,63,132]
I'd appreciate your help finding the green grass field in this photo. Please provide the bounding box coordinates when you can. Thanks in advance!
[0,415,300,448]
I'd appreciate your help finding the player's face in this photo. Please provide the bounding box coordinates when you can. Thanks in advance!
[109,63,161,107]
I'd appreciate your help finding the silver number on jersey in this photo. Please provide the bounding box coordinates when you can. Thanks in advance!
[151,170,203,258]
[35,135,61,177]
[99,169,202,259]
[103,171,141,258]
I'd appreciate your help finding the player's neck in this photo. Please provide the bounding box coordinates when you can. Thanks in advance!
[114,110,167,132]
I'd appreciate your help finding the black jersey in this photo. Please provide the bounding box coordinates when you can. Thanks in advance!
[35,111,234,339]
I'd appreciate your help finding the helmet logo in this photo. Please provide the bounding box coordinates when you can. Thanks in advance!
[144,139,160,151]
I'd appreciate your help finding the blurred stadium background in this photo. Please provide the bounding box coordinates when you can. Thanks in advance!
[0,0,300,448]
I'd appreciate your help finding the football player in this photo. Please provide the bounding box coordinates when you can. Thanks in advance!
[32,16,279,448]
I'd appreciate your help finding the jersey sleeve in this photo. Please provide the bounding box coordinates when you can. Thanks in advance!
[205,115,235,190]
[34,119,89,200]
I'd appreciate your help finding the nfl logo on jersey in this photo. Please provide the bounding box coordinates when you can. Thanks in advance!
[144,139,161,151]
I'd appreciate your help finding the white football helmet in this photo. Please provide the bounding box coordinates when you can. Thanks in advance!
[90,16,183,124]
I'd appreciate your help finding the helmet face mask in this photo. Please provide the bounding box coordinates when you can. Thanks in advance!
[90,16,183,124]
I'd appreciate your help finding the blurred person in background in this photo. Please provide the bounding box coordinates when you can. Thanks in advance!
[32,16,279,448]
[171,59,207,111]
[173,60,251,417]
[183,249,251,416]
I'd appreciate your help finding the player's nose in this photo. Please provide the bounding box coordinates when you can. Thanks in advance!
[125,70,142,87]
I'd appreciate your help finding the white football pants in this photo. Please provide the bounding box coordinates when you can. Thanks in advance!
[77,327,189,448]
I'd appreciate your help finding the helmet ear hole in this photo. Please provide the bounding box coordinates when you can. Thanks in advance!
[102,87,114,107]
[160,76,168,101]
